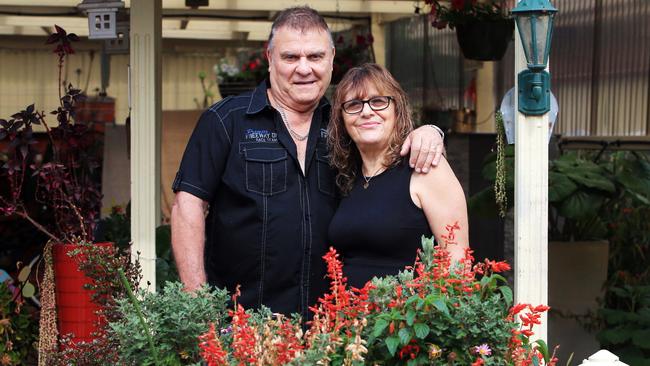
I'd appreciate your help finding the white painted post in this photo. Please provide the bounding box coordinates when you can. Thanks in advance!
[578,350,629,366]
[371,13,386,67]
[513,5,549,342]
[130,0,161,290]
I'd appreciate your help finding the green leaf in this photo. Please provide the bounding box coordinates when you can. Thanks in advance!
[18,266,31,282]
[632,329,650,349]
[398,327,412,346]
[548,171,577,202]
[534,339,550,362]
[406,309,416,326]
[385,336,400,356]
[22,282,36,298]
[558,191,605,219]
[480,275,491,289]
[565,169,615,193]
[413,323,430,339]
[491,273,508,284]
[597,327,634,345]
[600,308,629,325]
[432,298,450,317]
[373,318,389,337]
[532,355,540,366]
[415,297,425,310]
[498,286,513,306]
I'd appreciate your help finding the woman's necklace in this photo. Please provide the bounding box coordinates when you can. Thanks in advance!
[362,165,385,189]
[278,106,308,141]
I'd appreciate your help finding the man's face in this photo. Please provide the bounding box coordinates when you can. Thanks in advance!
[267,26,334,110]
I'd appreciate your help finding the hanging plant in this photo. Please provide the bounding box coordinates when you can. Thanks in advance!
[424,0,510,29]
[424,0,514,61]
[495,111,508,218]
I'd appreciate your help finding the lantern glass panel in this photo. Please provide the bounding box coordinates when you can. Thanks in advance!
[515,15,533,64]
[533,13,551,67]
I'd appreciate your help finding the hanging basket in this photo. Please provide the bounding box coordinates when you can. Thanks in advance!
[455,18,514,61]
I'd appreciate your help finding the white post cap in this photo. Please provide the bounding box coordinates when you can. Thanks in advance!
[579,350,629,366]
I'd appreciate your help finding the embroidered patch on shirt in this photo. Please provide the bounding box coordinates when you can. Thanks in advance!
[244,129,278,143]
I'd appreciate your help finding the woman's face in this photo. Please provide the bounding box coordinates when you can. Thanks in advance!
[341,84,396,152]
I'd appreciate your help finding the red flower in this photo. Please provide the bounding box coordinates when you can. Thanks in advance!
[487,260,511,273]
[198,323,228,366]
[398,341,421,360]
[471,358,485,366]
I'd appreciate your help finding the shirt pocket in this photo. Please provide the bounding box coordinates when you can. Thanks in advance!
[243,147,288,196]
[316,148,337,197]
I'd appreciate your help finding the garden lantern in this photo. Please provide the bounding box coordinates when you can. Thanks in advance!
[77,0,125,39]
[511,0,557,115]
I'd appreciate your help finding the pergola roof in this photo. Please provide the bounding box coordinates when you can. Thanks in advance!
[0,0,414,41]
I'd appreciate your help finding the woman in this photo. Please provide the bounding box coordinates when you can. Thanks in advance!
[327,63,469,288]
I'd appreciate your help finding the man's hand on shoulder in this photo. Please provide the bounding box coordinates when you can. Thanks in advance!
[400,124,446,173]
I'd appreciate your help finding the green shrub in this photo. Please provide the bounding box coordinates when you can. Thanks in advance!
[110,282,229,365]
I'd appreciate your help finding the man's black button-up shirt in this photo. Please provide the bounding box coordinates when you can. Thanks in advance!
[172,81,338,319]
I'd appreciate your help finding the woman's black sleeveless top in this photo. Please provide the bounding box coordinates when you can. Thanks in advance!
[328,159,433,289]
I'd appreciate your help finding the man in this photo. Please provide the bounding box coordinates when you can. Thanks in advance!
[171,6,444,320]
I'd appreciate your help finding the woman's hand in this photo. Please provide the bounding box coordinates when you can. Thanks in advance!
[400,124,445,173]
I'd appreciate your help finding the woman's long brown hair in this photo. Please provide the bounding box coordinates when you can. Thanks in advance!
[327,63,414,194]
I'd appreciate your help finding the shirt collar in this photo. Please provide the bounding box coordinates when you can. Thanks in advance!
[246,79,331,115]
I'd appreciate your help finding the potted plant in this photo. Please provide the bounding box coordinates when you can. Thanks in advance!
[0,25,108,351]
[424,0,514,61]
[216,51,269,98]
[195,231,558,365]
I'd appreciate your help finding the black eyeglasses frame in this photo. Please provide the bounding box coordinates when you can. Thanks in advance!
[341,96,394,115]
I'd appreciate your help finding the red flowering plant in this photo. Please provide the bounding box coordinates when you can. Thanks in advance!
[0,25,101,245]
[214,48,269,85]
[199,224,557,365]
[332,32,374,84]
[425,0,510,29]
[198,286,305,366]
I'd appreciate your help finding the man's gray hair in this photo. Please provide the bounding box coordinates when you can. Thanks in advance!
[267,6,334,51]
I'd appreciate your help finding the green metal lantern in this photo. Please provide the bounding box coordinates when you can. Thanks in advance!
[511,0,558,115]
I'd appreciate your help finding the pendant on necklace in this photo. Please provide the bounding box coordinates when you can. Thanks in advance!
[363,182,369,189]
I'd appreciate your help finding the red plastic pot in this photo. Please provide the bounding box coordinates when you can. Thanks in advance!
[53,242,113,344]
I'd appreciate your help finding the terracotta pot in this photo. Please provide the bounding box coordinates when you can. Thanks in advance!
[455,19,514,61]
[53,242,113,344]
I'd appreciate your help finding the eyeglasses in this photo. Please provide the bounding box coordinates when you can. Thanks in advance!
[341,96,393,114]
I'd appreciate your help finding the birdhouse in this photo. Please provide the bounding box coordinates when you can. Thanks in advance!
[77,0,125,39]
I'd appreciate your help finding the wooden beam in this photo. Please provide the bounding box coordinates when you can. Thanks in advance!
[0,0,414,14]
[0,15,272,40]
